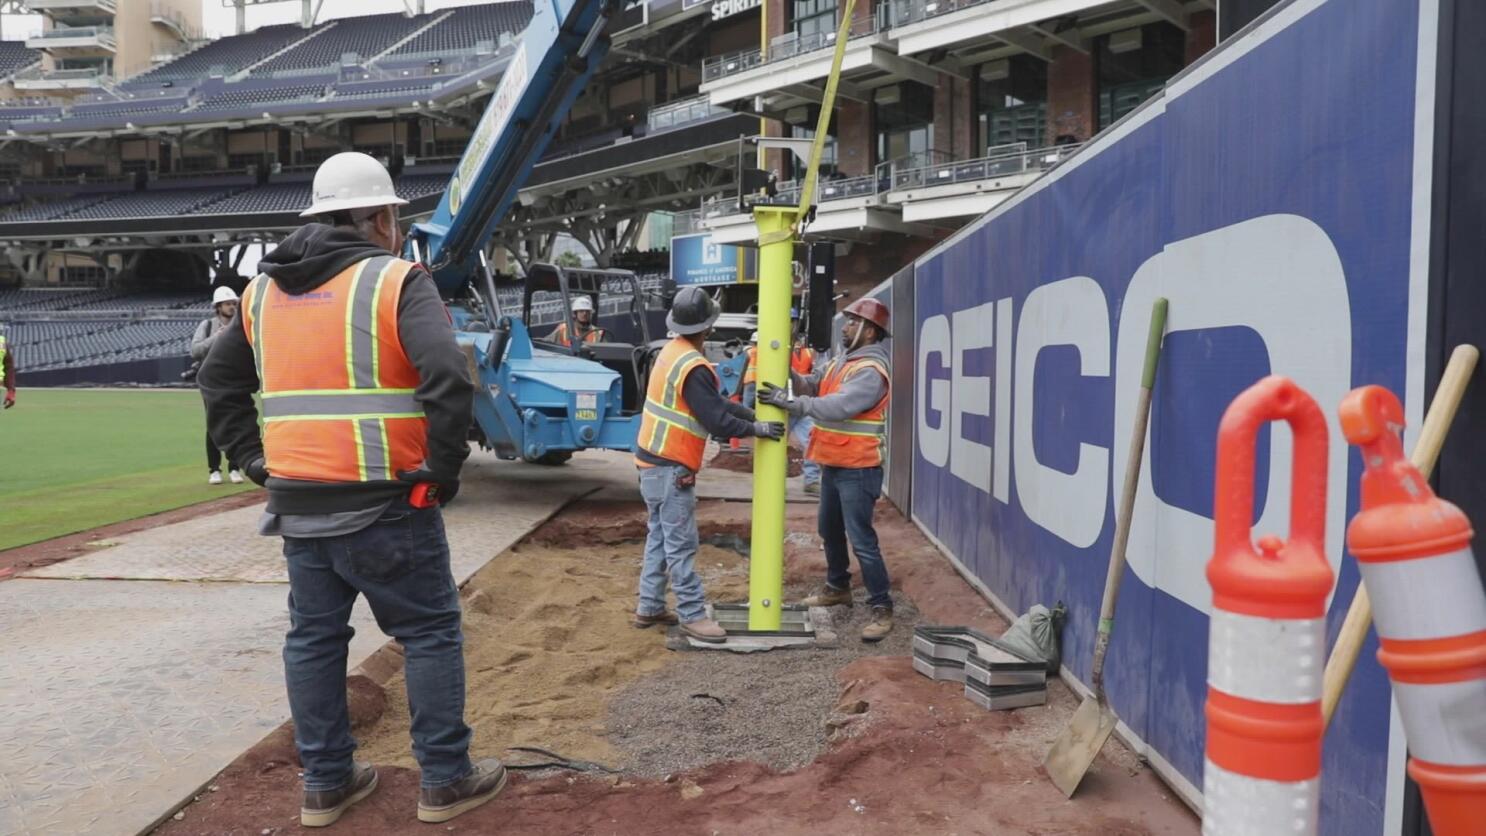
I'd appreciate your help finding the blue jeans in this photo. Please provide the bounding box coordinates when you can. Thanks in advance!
[818,465,891,608]
[281,501,473,791]
[636,464,708,623]
[790,415,821,485]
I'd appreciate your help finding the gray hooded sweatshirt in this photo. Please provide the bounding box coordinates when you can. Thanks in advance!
[785,340,890,423]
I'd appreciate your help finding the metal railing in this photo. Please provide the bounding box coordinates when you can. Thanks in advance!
[149,2,202,41]
[13,66,107,83]
[884,0,999,28]
[23,0,115,12]
[646,95,729,133]
[702,8,886,83]
[885,142,1084,191]
[30,25,115,45]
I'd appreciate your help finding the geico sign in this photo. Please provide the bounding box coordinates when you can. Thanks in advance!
[916,215,1354,614]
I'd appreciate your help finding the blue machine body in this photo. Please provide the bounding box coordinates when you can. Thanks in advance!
[402,0,643,463]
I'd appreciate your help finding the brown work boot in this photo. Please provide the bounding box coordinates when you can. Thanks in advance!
[861,606,893,643]
[680,617,727,643]
[632,610,680,629]
[801,584,852,608]
[301,762,378,827]
[417,758,508,824]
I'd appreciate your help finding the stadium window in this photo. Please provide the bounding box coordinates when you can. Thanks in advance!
[788,125,837,180]
[793,0,837,43]
[1096,22,1185,130]
[874,81,934,168]
[975,55,1047,153]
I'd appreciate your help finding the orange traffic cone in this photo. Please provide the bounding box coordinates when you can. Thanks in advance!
[1340,385,1486,836]
[1205,376,1334,836]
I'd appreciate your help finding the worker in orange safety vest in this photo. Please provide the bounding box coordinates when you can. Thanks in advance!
[759,297,892,641]
[549,294,606,346]
[199,151,507,826]
[634,287,784,643]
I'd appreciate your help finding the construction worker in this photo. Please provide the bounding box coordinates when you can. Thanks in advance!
[0,329,14,410]
[192,285,243,485]
[740,330,759,408]
[787,309,820,494]
[199,152,503,827]
[634,287,785,643]
[549,295,606,346]
[759,298,893,642]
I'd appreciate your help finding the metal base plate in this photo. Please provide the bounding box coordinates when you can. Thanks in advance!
[912,625,1049,711]
[674,604,833,653]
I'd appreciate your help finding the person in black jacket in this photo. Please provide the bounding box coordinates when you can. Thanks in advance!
[199,152,502,827]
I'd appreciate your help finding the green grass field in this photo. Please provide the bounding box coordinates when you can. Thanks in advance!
[0,389,258,551]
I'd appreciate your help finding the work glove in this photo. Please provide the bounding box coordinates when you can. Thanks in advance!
[242,456,269,487]
[757,382,791,409]
[397,464,460,506]
[752,421,787,441]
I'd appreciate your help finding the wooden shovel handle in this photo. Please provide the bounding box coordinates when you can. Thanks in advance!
[1320,344,1480,728]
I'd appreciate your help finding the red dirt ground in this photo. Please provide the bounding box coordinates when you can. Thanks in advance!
[0,490,265,577]
[152,500,1199,836]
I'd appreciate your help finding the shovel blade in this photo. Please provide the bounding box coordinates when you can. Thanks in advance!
[1043,696,1119,798]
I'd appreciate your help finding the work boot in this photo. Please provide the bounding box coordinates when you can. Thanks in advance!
[801,584,852,608]
[803,481,821,496]
[301,762,378,828]
[417,759,508,824]
[680,617,727,643]
[632,610,679,629]
[861,606,894,643]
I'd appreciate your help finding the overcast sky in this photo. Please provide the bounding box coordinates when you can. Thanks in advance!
[0,0,507,41]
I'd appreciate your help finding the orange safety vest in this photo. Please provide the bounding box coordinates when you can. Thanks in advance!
[551,322,605,347]
[790,345,814,375]
[742,345,758,386]
[241,255,428,484]
[806,353,889,469]
[635,336,711,471]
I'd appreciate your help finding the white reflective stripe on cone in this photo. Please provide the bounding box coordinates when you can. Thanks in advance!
[1359,548,1486,641]
[1202,759,1318,836]
[1207,611,1324,704]
[1392,679,1486,767]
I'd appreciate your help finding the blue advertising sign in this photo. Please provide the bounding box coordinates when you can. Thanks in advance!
[908,1,1436,833]
[670,232,757,286]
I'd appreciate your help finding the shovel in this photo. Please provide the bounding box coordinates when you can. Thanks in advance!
[1043,297,1168,798]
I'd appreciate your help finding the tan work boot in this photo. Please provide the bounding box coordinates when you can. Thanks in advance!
[680,617,727,643]
[301,762,378,827]
[861,606,893,643]
[632,610,679,629]
[801,584,852,608]
[417,758,508,823]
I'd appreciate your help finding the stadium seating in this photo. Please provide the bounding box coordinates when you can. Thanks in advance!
[252,13,429,75]
[61,187,240,220]
[192,83,327,111]
[333,81,436,101]
[0,41,40,77]
[395,174,447,201]
[1,195,114,222]
[9,318,201,370]
[70,97,192,118]
[125,24,309,85]
[384,3,533,57]
[198,182,310,214]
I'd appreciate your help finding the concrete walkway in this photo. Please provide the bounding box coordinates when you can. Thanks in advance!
[1,452,624,835]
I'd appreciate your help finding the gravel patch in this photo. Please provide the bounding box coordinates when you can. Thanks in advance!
[606,587,920,777]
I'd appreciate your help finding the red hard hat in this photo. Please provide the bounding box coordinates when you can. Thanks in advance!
[844,297,890,336]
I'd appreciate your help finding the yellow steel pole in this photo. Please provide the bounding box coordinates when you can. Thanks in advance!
[746,0,858,631]
[747,205,796,630]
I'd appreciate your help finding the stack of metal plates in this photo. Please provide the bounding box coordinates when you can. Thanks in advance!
[911,625,1048,710]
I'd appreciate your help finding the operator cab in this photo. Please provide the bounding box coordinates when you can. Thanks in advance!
[524,263,658,414]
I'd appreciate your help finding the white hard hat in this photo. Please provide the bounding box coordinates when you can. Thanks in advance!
[212,285,239,306]
[301,152,409,218]
[749,331,759,343]
[571,295,595,313]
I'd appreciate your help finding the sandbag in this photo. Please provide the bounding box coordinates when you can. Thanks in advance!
[998,602,1067,673]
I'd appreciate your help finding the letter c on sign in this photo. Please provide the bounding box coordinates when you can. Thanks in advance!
[917,314,951,467]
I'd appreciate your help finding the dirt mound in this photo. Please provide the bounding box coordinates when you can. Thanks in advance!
[709,446,805,477]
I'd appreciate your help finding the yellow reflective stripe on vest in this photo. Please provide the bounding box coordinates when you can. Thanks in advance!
[643,401,707,439]
[260,390,423,421]
[247,275,268,385]
[640,348,708,456]
[815,416,886,437]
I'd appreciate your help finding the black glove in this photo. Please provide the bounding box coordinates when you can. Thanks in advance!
[243,456,270,487]
[752,421,786,440]
[397,465,460,505]
[757,382,791,409]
